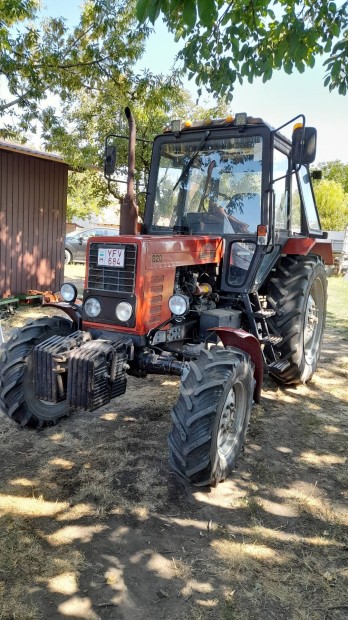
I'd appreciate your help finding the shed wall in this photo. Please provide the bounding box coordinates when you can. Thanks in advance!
[0,150,68,296]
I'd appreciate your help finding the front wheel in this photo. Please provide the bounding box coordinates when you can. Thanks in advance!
[0,317,74,428]
[168,346,254,487]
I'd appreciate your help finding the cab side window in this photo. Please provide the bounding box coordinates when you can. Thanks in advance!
[297,166,321,232]
[273,148,289,230]
[291,165,321,234]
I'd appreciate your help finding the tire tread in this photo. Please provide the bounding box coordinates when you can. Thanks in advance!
[0,317,73,428]
[168,346,254,486]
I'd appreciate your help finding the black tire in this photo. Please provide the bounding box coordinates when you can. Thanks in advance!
[168,346,254,487]
[65,249,72,264]
[266,254,327,385]
[0,316,74,428]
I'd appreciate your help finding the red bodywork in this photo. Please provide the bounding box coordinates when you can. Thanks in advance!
[283,237,334,264]
[82,234,224,335]
[212,328,263,403]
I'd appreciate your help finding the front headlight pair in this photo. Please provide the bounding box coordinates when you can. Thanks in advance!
[84,298,132,322]
[84,294,189,321]
[60,283,132,322]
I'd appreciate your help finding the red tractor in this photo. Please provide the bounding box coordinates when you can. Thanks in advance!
[0,109,333,486]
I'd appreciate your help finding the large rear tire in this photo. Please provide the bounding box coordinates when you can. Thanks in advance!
[168,346,254,487]
[0,316,74,428]
[266,254,327,384]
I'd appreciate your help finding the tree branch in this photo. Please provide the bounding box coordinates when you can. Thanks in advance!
[0,95,28,112]
[62,22,97,60]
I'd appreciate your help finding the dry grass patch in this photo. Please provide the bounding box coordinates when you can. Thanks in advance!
[211,528,348,620]
[0,514,84,620]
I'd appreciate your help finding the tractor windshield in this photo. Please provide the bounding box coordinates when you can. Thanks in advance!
[152,134,263,235]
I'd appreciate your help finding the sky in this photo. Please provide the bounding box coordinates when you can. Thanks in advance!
[32,1,348,164]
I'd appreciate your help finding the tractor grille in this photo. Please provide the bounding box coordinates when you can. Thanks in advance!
[88,242,137,293]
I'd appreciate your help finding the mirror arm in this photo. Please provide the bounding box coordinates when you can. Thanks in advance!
[274,113,305,134]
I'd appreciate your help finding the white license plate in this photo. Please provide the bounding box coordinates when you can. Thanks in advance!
[97,247,125,267]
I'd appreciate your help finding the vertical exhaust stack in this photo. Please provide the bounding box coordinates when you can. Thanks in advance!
[119,107,139,235]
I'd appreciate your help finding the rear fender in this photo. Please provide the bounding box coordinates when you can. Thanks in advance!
[282,238,334,265]
[209,328,263,403]
[42,301,82,330]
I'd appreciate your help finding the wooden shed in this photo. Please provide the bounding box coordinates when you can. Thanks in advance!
[0,141,68,297]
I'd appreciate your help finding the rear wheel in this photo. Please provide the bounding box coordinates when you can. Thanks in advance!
[0,317,74,427]
[168,346,254,486]
[266,254,327,384]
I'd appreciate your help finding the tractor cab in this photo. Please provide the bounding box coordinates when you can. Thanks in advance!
[139,114,328,293]
[144,113,320,237]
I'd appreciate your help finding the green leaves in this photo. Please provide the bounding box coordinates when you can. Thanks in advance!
[136,0,162,24]
[135,0,348,99]
[314,178,348,231]
[1,0,152,129]
[197,0,217,27]
[183,0,196,28]
[136,0,217,28]
[320,160,348,194]
[0,0,37,26]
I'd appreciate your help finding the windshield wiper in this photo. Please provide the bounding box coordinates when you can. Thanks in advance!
[172,130,211,191]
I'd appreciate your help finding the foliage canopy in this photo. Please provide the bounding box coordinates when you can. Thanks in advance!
[0,0,188,220]
[0,0,151,136]
[314,178,348,230]
[136,0,348,100]
[319,159,348,193]
[314,162,348,230]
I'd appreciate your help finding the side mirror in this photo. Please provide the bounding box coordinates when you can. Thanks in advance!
[292,126,317,165]
[104,143,116,176]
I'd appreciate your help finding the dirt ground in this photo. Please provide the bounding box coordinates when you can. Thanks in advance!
[0,270,347,620]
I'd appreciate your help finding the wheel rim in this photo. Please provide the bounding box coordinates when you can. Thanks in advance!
[217,382,245,459]
[65,250,70,264]
[304,276,325,364]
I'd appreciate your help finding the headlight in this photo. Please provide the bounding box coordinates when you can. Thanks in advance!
[84,297,101,318]
[115,301,133,322]
[60,283,77,303]
[168,294,190,316]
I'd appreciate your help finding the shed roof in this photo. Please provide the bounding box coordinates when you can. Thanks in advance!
[0,139,67,164]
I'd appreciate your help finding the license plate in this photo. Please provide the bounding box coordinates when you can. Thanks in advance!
[97,247,125,267]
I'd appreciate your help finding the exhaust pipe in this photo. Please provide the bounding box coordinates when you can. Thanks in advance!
[119,107,138,235]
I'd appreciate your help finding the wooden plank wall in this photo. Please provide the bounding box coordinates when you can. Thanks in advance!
[0,150,68,296]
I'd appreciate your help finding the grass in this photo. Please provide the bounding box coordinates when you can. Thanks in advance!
[0,512,84,620]
[326,277,348,335]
